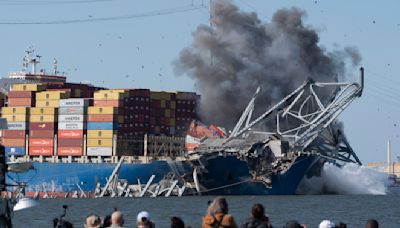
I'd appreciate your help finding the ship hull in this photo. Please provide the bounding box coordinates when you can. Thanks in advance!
[6,161,174,193]
[196,154,319,195]
[6,154,318,196]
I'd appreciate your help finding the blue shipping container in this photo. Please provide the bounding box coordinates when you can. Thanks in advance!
[5,147,26,156]
[87,122,118,130]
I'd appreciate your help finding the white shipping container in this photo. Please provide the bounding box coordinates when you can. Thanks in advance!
[59,98,89,107]
[59,107,85,115]
[58,122,85,130]
[7,122,28,130]
[87,147,113,156]
[58,115,85,122]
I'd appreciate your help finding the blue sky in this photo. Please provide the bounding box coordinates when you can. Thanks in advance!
[0,0,399,163]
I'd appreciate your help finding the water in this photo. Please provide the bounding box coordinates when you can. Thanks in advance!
[13,194,400,227]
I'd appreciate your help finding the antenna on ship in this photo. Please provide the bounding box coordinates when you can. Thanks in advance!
[24,48,41,74]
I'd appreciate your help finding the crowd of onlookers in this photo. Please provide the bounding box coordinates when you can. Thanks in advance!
[54,197,381,228]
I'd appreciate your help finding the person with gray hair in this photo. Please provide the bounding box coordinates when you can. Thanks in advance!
[202,197,237,228]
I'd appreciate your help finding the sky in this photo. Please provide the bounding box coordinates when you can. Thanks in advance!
[0,0,399,163]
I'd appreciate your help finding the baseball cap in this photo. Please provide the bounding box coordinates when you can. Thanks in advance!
[319,220,335,228]
[137,211,150,222]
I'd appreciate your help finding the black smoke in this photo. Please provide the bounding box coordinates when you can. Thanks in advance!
[175,0,361,129]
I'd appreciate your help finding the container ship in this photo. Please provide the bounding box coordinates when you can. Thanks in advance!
[0,50,364,197]
[0,50,199,196]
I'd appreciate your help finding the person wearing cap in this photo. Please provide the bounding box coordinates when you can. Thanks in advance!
[109,211,124,228]
[202,197,238,228]
[137,211,155,228]
[84,214,102,228]
[318,220,335,228]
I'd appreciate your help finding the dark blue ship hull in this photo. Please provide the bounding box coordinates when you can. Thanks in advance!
[197,154,318,195]
[6,154,318,195]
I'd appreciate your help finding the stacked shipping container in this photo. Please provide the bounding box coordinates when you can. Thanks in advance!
[1,107,29,156]
[58,99,89,156]
[117,89,151,155]
[1,84,46,156]
[176,92,199,136]
[150,91,176,136]
[87,90,125,156]
[0,82,200,157]
[8,83,44,107]
[29,107,57,156]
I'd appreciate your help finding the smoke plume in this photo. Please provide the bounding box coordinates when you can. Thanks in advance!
[175,0,361,129]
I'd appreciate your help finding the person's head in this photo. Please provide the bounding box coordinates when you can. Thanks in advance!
[111,211,124,226]
[207,197,228,215]
[84,214,101,228]
[285,220,305,228]
[251,203,265,220]
[319,220,335,228]
[53,218,73,228]
[336,222,347,228]
[171,216,184,228]
[366,219,379,228]
[137,211,152,228]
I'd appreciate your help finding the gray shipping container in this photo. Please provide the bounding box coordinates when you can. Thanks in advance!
[58,115,86,122]
[7,121,28,130]
[87,147,113,156]
[58,122,86,130]
[59,98,90,107]
[59,107,85,115]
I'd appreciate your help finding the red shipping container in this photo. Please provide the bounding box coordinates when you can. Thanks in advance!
[2,138,25,147]
[29,146,53,156]
[30,122,56,130]
[57,147,83,156]
[58,130,83,139]
[94,100,122,107]
[87,114,118,122]
[8,91,35,98]
[58,138,83,147]
[8,98,34,107]
[2,130,26,138]
[30,130,54,138]
[29,138,54,147]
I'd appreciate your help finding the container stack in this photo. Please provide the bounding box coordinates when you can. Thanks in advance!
[87,90,125,156]
[176,92,200,136]
[57,98,89,156]
[150,91,176,136]
[0,93,6,107]
[8,83,45,107]
[29,107,57,156]
[1,107,29,156]
[118,89,151,155]
[35,91,70,108]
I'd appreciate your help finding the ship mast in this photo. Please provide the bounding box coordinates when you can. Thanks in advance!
[23,49,41,74]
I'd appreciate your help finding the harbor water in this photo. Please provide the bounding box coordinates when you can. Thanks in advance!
[13,193,400,227]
